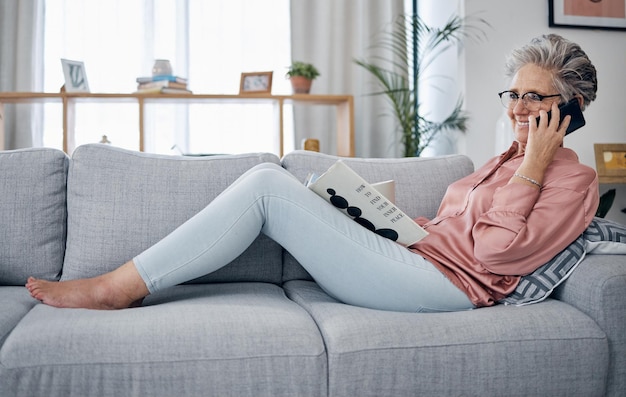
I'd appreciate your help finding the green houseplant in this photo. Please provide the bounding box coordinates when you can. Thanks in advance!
[286,61,320,94]
[355,14,487,157]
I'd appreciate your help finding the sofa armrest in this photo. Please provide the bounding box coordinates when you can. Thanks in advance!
[553,254,626,397]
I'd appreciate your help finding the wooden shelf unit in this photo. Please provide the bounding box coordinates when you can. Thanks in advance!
[0,92,354,157]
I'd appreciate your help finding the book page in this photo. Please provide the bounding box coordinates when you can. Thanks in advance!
[307,160,427,246]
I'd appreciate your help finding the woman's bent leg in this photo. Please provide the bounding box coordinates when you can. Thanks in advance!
[134,163,473,312]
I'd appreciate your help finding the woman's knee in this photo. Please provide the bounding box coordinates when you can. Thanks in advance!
[249,162,283,173]
[248,163,300,185]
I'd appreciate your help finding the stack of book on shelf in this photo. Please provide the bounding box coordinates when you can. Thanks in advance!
[135,75,191,94]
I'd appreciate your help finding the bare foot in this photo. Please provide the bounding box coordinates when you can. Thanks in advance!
[26,261,149,310]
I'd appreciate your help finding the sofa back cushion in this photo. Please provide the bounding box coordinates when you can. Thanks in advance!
[280,150,475,281]
[62,144,283,284]
[0,148,69,285]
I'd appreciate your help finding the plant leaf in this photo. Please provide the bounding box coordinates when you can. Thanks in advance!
[355,13,489,156]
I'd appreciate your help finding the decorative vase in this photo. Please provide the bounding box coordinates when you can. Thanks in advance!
[290,76,313,94]
[152,59,173,76]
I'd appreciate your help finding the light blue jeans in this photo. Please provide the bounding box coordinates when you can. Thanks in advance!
[134,163,474,312]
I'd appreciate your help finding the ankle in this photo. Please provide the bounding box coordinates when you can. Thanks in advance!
[99,267,149,309]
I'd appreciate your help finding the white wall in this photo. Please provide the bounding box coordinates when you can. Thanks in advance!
[463,0,626,224]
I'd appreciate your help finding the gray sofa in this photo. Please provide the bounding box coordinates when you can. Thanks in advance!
[1,144,624,397]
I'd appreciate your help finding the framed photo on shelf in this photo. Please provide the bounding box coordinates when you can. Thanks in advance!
[61,59,90,92]
[549,0,626,30]
[594,143,626,181]
[239,72,273,94]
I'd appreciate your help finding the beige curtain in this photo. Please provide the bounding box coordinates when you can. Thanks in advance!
[290,0,404,158]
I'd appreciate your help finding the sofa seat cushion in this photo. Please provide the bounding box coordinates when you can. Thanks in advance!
[62,144,283,284]
[0,148,69,285]
[0,283,327,397]
[284,280,608,397]
[0,287,39,345]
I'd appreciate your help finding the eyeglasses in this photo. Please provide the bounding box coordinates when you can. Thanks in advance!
[498,91,561,111]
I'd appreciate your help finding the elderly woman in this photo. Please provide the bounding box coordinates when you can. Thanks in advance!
[27,34,598,312]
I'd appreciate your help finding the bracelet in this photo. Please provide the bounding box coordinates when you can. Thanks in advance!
[513,173,542,188]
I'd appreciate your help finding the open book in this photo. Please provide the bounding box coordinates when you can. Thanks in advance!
[305,160,428,246]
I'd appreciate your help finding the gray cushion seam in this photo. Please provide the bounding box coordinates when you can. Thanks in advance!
[326,335,608,356]
[1,350,328,370]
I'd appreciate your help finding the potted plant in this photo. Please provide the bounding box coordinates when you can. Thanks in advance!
[286,61,320,94]
[355,14,487,157]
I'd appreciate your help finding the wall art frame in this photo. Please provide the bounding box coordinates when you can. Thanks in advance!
[61,59,90,92]
[549,0,626,30]
[594,143,626,183]
[239,71,273,94]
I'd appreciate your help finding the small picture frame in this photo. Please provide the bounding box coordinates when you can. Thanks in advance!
[61,59,90,92]
[549,0,626,31]
[239,72,273,94]
[594,143,626,182]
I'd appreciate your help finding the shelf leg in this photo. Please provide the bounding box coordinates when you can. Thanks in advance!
[278,98,284,157]
[62,96,76,154]
[138,98,145,152]
[0,102,5,151]
[336,96,355,157]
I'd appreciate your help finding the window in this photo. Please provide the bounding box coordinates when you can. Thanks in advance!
[43,0,291,155]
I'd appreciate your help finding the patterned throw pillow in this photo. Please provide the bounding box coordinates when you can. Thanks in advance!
[583,217,626,254]
[500,217,626,306]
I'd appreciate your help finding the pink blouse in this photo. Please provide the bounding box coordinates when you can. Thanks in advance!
[410,142,599,307]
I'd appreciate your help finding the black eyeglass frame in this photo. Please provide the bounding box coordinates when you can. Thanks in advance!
[497,91,561,109]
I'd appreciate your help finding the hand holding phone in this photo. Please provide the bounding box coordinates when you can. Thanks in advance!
[536,98,586,135]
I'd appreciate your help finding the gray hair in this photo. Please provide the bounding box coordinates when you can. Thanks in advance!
[504,34,597,110]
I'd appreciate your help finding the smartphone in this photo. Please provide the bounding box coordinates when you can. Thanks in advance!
[536,98,586,135]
